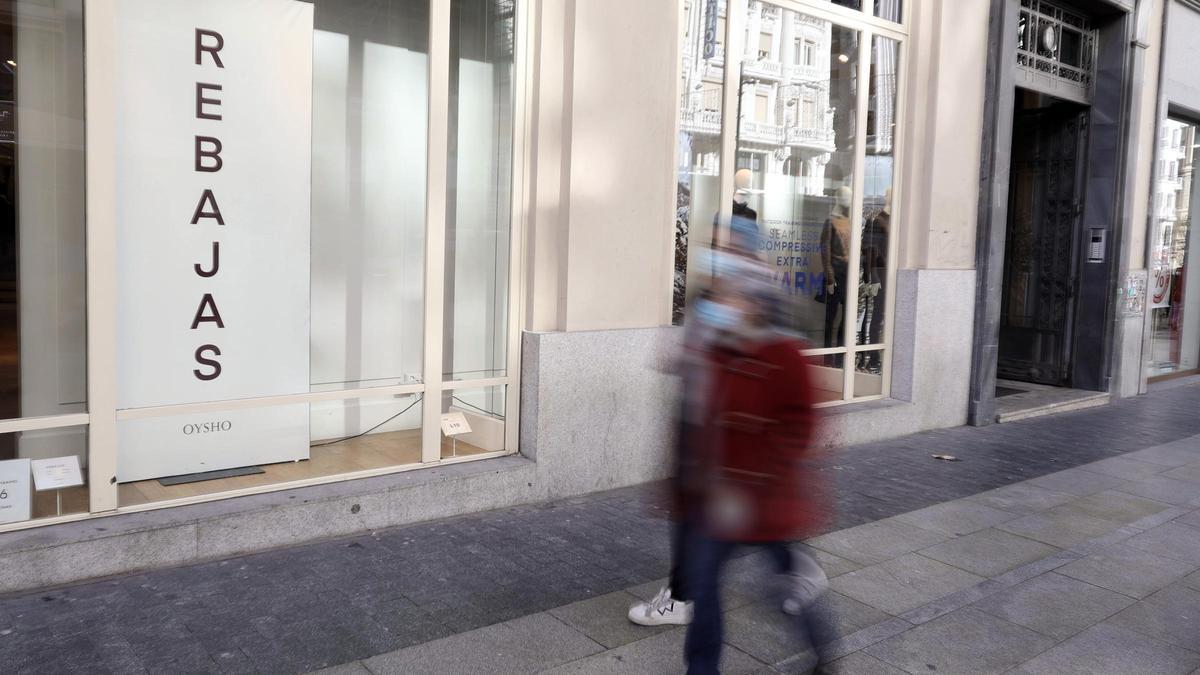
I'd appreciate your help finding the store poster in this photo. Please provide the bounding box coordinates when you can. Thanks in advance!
[1150,265,1174,310]
[114,0,314,482]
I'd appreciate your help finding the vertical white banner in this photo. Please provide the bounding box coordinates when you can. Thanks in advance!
[114,0,313,481]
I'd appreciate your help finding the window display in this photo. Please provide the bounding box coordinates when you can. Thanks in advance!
[1148,118,1200,379]
[676,0,904,404]
[46,0,522,515]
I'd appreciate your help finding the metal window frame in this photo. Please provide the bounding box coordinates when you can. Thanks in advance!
[0,0,530,534]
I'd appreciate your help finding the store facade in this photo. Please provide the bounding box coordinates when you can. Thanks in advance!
[0,0,1182,589]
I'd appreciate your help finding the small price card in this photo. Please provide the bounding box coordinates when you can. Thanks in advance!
[32,456,85,491]
[440,412,472,437]
[0,458,31,524]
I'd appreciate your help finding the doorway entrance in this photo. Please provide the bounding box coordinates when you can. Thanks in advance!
[997,91,1089,387]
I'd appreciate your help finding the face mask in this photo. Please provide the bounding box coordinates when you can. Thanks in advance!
[694,298,743,331]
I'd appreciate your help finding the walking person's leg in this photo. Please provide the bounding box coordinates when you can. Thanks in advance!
[684,533,734,675]
[628,519,694,626]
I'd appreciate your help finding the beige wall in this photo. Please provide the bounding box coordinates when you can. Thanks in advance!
[898,0,990,271]
[1126,0,1167,275]
[524,0,678,332]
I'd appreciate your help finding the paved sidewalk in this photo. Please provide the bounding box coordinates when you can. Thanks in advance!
[1,379,1199,673]
[324,433,1200,674]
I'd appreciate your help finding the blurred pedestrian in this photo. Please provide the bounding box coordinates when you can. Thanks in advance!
[678,232,834,674]
[627,216,764,628]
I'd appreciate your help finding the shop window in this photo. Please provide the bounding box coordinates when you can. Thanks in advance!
[674,3,905,405]
[0,1,87,426]
[1148,118,1200,379]
[444,0,515,382]
[0,427,89,525]
[87,0,520,516]
[0,1,88,525]
[675,0,727,324]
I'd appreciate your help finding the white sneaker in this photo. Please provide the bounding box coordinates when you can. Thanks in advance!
[782,549,830,616]
[782,571,829,615]
[627,586,694,626]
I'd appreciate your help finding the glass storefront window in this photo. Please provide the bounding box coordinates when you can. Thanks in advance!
[856,35,897,355]
[1148,118,1200,378]
[311,0,431,393]
[444,0,515,382]
[676,0,728,324]
[93,0,520,515]
[439,385,506,460]
[676,0,904,405]
[0,426,88,522]
[735,10,859,353]
[0,1,87,426]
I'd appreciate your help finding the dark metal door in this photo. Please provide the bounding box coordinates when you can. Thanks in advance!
[998,104,1089,386]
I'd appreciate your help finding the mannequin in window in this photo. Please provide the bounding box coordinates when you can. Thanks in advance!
[821,186,852,362]
[860,188,891,371]
[732,168,758,222]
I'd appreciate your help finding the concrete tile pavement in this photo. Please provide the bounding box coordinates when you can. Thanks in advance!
[318,434,1200,674]
[3,381,1200,673]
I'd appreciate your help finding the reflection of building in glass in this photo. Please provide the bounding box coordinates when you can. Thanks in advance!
[680,1,843,196]
[1154,120,1193,270]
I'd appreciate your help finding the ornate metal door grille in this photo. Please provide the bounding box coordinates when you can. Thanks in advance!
[1015,0,1097,104]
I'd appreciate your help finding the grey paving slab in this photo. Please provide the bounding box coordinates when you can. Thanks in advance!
[824,651,908,675]
[864,607,1056,675]
[971,571,1135,640]
[796,545,861,579]
[721,590,891,668]
[1056,490,1174,525]
[997,505,1127,548]
[1029,468,1131,496]
[722,600,824,666]
[896,577,1007,626]
[1185,568,1200,592]
[1123,470,1200,502]
[310,663,372,675]
[829,553,984,616]
[537,627,763,675]
[1164,463,1200,484]
[1125,522,1200,564]
[549,591,673,649]
[805,518,949,566]
[1080,456,1171,481]
[917,527,1061,578]
[893,499,1019,537]
[625,578,670,603]
[361,613,603,675]
[1057,543,1199,599]
[965,482,1079,515]
[1176,509,1200,530]
[1108,584,1200,652]
[1126,443,1200,468]
[1009,622,1200,675]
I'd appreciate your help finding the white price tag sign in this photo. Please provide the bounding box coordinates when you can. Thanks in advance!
[0,459,31,524]
[440,412,472,437]
[31,456,85,491]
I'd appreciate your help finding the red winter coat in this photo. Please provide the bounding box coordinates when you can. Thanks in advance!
[679,335,827,542]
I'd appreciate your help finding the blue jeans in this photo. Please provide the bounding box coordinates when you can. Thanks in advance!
[683,534,836,675]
